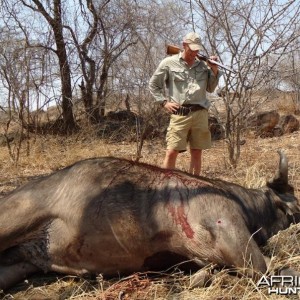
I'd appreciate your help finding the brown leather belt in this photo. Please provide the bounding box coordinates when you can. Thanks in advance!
[173,105,205,116]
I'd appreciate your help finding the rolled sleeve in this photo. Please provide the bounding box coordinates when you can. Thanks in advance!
[206,70,223,93]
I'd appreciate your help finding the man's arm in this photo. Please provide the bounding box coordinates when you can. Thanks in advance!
[206,57,223,93]
[149,60,168,105]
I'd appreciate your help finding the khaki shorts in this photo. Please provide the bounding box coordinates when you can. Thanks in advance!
[166,109,211,152]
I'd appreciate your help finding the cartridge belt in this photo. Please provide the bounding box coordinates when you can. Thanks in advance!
[173,105,205,116]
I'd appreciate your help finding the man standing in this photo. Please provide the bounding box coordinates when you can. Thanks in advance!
[149,32,222,175]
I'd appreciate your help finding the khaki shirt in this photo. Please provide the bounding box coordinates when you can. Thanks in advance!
[149,52,222,109]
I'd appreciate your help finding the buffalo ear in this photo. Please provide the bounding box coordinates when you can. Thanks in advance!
[277,199,300,216]
[267,189,300,215]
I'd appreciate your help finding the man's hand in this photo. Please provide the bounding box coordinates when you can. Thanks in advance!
[163,101,180,113]
[207,56,219,76]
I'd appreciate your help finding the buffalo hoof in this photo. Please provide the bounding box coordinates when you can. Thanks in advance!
[189,269,211,289]
[278,266,300,277]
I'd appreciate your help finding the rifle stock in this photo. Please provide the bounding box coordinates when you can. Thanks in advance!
[166,44,236,74]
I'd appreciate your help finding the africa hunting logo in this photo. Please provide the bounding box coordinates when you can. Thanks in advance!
[257,275,300,295]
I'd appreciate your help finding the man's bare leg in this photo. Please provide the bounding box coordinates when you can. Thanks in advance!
[189,149,202,176]
[163,149,179,169]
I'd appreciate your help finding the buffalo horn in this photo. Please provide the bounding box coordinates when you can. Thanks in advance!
[267,149,290,193]
[275,149,288,185]
[267,150,295,195]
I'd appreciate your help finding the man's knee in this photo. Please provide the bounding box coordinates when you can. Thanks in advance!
[166,149,179,158]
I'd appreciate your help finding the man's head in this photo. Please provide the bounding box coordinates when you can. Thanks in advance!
[183,32,202,51]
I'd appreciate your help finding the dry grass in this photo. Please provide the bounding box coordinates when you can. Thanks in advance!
[0,127,300,299]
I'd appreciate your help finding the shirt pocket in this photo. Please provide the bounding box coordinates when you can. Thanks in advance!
[195,70,208,82]
[170,68,186,82]
[196,72,207,82]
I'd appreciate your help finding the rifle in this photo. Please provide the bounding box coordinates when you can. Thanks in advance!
[166,44,236,74]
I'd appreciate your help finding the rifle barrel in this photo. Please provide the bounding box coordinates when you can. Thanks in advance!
[197,54,236,74]
[166,44,236,74]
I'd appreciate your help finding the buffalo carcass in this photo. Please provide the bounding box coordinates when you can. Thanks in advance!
[0,151,299,290]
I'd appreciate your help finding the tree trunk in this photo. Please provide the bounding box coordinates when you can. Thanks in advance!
[27,0,77,133]
[56,37,76,132]
[52,0,76,132]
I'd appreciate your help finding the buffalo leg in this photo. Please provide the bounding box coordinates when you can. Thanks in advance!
[188,219,268,278]
[215,223,267,277]
[0,262,39,291]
